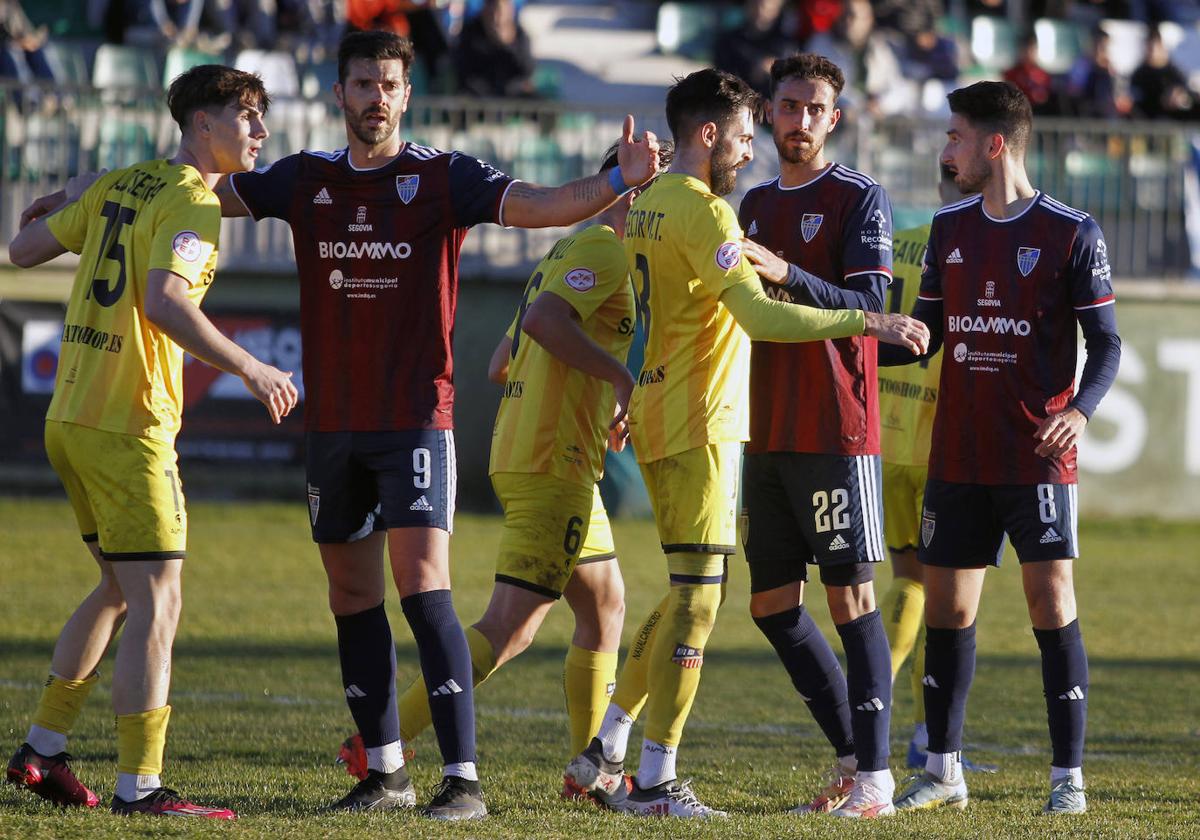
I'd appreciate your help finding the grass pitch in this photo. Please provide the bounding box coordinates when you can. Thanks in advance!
[1,498,1198,839]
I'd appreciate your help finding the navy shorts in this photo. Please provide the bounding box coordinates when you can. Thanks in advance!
[305,430,456,543]
[742,452,886,591]
[918,479,1078,568]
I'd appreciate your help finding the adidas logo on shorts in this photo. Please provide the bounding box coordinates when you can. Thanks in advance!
[313,187,332,204]
[828,533,850,552]
[1040,527,1064,544]
[410,495,434,512]
[431,679,463,697]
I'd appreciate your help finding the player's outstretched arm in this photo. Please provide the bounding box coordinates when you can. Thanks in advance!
[501,116,659,229]
[144,269,298,423]
[720,274,928,353]
[521,292,635,428]
[487,336,513,385]
[878,297,943,365]
[740,238,886,312]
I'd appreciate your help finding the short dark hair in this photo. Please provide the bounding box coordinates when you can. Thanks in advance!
[598,138,675,174]
[665,69,763,145]
[167,65,269,133]
[947,80,1033,154]
[338,30,414,85]
[769,53,845,99]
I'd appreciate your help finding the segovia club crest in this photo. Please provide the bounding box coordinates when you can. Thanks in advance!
[396,175,420,205]
[1017,246,1040,277]
[801,213,823,243]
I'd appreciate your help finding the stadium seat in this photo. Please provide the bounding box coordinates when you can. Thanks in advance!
[98,119,155,171]
[1169,23,1200,86]
[970,16,1018,73]
[163,48,222,87]
[1098,19,1146,78]
[234,50,300,98]
[300,61,339,100]
[655,2,720,60]
[92,45,159,90]
[1034,18,1085,75]
[43,41,90,85]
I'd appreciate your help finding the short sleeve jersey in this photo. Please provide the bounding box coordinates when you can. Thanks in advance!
[738,164,893,455]
[920,192,1115,484]
[46,160,221,441]
[489,225,635,486]
[623,173,760,463]
[878,223,942,467]
[230,144,514,431]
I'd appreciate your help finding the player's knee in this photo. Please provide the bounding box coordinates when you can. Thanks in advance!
[671,581,722,631]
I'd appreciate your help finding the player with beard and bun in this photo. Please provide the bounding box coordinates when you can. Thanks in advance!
[885,81,1121,816]
[215,30,661,820]
[562,67,929,818]
[735,53,901,820]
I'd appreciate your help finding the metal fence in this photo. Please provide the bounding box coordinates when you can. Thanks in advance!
[2,80,1193,279]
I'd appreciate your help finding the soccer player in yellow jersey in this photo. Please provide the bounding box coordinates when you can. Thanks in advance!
[5,66,297,819]
[879,166,997,774]
[563,68,929,818]
[372,141,670,800]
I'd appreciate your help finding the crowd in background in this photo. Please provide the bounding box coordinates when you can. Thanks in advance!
[2,0,1200,120]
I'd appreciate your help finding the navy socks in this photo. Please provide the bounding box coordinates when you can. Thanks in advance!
[334,602,400,748]
[401,589,476,766]
[836,609,892,772]
[1034,619,1088,768]
[923,623,976,754]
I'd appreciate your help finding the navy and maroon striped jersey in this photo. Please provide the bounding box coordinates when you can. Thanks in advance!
[920,191,1115,485]
[230,144,514,432]
[738,163,893,455]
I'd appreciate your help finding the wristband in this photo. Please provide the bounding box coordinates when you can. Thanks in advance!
[607,166,630,196]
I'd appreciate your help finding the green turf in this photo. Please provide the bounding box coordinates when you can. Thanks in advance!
[1,499,1197,838]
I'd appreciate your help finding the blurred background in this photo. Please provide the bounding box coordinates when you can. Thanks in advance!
[2,0,1199,519]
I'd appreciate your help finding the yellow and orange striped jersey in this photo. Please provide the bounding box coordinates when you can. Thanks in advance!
[879,223,943,466]
[623,173,758,463]
[489,224,635,486]
[46,160,221,441]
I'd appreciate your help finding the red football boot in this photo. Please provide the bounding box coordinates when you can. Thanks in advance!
[111,787,237,820]
[6,743,100,808]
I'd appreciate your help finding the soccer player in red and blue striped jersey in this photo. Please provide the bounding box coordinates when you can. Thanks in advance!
[887,81,1120,816]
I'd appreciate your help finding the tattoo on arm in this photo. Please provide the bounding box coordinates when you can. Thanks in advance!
[506,182,542,201]
[571,174,604,202]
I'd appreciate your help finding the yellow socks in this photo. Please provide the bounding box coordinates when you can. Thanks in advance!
[562,645,618,755]
[643,577,722,747]
[116,705,171,775]
[610,594,667,720]
[882,578,925,681]
[398,625,497,743]
[32,671,99,737]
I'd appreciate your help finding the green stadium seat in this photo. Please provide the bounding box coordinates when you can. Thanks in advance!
[43,41,90,85]
[970,16,1017,73]
[92,45,159,91]
[656,2,719,60]
[300,61,339,100]
[98,119,155,171]
[163,48,222,87]
[20,0,102,37]
[1033,19,1084,75]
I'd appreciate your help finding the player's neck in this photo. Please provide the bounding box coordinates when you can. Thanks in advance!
[169,146,220,190]
[778,158,830,189]
[347,135,405,170]
[981,160,1036,219]
[669,148,713,190]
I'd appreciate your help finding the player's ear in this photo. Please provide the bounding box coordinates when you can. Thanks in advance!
[829,107,841,132]
[333,81,345,109]
[700,121,718,149]
[987,132,1005,160]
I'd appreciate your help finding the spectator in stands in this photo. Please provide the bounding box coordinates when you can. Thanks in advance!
[1131,25,1199,119]
[1066,27,1131,118]
[0,0,55,82]
[807,0,903,115]
[454,0,536,98]
[1004,32,1061,115]
[714,0,794,97]
[347,0,450,85]
[903,27,957,81]
[797,0,843,44]
[870,0,941,44]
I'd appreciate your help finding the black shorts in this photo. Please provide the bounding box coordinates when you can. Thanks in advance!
[918,479,1079,568]
[305,430,456,543]
[742,452,885,592]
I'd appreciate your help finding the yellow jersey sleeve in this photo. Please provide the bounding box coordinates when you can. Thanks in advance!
[683,193,758,297]
[541,227,629,322]
[147,185,221,287]
[47,170,124,254]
